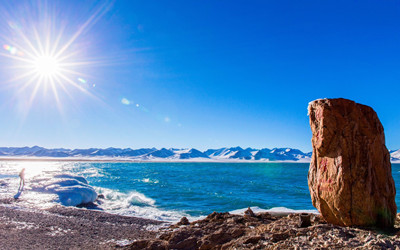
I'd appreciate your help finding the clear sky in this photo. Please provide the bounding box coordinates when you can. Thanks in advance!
[0,0,399,152]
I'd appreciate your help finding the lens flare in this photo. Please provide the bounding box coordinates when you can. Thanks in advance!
[3,44,23,56]
[121,98,131,105]
[78,78,87,84]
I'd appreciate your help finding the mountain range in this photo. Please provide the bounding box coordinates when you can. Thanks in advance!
[1,146,400,162]
[0,146,311,162]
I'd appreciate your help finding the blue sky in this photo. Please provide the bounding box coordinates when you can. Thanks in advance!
[0,0,400,152]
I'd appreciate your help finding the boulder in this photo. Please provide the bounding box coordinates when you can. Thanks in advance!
[308,98,396,228]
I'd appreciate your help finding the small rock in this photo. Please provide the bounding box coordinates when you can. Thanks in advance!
[243,236,263,244]
[298,213,311,228]
[272,231,290,242]
[244,207,256,218]
[177,216,190,226]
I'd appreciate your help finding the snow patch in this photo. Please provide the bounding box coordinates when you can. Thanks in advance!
[230,206,319,215]
[106,239,134,247]
[45,226,72,236]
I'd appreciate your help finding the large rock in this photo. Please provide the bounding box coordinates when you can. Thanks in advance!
[308,98,396,228]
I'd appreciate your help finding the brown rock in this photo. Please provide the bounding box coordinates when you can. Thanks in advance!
[127,211,400,249]
[271,231,290,242]
[243,236,263,244]
[203,228,233,245]
[226,227,245,238]
[130,240,167,250]
[308,98,396,228]
[244,207,256,218]
[298,213,311,228]
[177,216,190,225]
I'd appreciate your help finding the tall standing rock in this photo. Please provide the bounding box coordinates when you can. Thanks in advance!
[308,98,396,228]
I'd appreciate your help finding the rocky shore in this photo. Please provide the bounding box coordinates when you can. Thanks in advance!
[0,198,163,249]
[129,208,400,249]
[1,198,400,249]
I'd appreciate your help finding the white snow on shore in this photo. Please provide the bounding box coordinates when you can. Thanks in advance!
[230,206,319,215]
[29,174,98,206]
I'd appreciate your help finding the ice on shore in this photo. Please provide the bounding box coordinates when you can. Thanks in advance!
[230,206,319,215]
[30,174,97,206]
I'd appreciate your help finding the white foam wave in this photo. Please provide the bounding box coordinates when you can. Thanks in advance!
[136,178,159,184]
[230,206,319,215]
[77,167,105,178]
[97,187,155,207]
[0,162,191,222]
[95,187,195,222]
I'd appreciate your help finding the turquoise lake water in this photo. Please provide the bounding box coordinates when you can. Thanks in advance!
[85,162,314,216]
[74,162,400,219]
[1,162,400,222]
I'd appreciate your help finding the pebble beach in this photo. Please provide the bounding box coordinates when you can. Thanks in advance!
[0,198,162,249]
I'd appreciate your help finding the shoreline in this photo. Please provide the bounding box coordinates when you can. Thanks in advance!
[2,157,400,164]
[0,156,311,163]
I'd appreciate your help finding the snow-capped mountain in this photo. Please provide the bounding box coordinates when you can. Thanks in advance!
[0,146,313,162]
[146,148,175,158]
[230,147,257,160]
[177,149,209,159]
[119,148,156,157]
[390,149,400,162]
[204,147,258,159]
[3,145,400,162]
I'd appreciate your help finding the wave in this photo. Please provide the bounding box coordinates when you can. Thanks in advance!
[0,161,190,223]
[75,167,105,178]
[96,187,155,206]
[94,187,195,222]
[135,178,159,184]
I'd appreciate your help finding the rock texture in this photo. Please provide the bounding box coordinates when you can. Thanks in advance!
[128,211,400,249]
[308,98,396,228]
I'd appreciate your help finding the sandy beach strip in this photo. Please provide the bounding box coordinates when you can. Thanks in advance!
[0,198,164,249]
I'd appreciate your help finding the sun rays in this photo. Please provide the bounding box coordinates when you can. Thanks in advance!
[0,1,113,120]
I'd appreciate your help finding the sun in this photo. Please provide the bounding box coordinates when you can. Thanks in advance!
[1,25,89,102]
[0,2,113,119]
[33,55,61,77]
